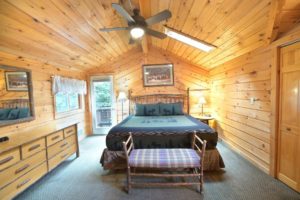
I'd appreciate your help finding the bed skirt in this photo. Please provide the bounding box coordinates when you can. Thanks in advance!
[100,148,225,171]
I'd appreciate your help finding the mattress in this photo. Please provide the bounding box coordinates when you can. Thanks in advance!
[106,115,218,151]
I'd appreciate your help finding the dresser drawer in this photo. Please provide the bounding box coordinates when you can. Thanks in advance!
[0,162,47,200]
[0,148,20,171]
[64,125,76,138]
[65,134,76,146]
[47,134,76,159]
[21,138,46,159]
[48,144,77,171]
[46,131,63,147]
[0,150,46,189]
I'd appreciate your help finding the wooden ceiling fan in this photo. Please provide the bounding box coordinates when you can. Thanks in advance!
[100,3,172,44]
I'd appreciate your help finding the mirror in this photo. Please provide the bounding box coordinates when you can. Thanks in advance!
[0,65,35,127]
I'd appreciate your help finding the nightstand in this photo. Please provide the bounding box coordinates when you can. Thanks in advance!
[194,115,214,125]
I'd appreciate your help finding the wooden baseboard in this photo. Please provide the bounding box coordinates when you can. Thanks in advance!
[219,137,270,174]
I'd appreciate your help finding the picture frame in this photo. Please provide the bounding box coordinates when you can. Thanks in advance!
[142,63,174,87]
[5,71,29,91]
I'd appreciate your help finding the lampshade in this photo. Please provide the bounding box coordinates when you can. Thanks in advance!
[198,96,206,105]
[118,91,127,101]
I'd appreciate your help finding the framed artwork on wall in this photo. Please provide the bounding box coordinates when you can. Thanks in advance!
[142,63,174,87]
[5,71,28,91]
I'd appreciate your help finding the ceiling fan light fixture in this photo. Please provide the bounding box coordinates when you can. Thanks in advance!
[130,27,145,39]
[164,26,216,52]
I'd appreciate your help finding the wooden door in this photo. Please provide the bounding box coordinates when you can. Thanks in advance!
[278,41,300,192]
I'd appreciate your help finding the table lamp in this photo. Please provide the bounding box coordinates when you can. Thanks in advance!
[198,96,206,116]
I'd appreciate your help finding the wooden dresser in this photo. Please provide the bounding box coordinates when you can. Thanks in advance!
[0,124,79,200]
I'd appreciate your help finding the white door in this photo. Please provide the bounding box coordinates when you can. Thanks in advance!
[90,76,116,134]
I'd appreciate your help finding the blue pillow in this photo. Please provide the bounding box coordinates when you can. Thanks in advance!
[173,102,184,115]
[159,103,173,115]
[0,108,12,120]
[144,104,160,116]
[18,108,29,119]
[7,109,20,120]
[135,104,145,116]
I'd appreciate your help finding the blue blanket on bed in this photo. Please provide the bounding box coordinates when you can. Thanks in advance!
[119,115,211,131]
[106,115,217,151]
[120,115,197,127]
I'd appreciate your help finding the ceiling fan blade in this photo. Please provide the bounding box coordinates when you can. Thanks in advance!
[112,3,135,23]
[99,27,129,32]
[145,10,172,26]
[145,28,167,39]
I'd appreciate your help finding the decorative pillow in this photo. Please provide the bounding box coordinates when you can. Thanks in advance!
[135,104,145,116]
[0,108,12,120]
[144,104,160,116]
[18,108,29,119]
[7,109,20,120]
[159,103,173,115]
[173,102,184,115]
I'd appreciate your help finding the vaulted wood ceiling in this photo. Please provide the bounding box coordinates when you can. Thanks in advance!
[0,0,299,71]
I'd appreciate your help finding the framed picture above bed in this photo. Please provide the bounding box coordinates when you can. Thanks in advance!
[142,63,174,87]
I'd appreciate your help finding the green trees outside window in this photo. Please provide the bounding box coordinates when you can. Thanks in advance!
[55,93,79,113]
[94,81,111,109]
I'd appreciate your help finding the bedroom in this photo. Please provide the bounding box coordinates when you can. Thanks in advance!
[0,0,299,199]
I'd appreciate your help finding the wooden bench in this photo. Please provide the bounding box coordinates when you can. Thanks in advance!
[122,131,207,194]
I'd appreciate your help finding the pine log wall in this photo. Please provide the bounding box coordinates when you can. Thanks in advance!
[210,47,272,173]
[88,47,211,123]
[0,51,90,138]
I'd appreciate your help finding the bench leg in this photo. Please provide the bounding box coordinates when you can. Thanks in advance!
[199,167,203,194]
[193,168,201,193]
[126,167,131,194]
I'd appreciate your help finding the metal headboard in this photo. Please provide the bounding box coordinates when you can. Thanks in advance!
[0,99,29,109]
[128,90,189,115]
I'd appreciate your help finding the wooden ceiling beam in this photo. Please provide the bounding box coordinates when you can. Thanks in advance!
[265,0,285,44]
[138,0,151,54]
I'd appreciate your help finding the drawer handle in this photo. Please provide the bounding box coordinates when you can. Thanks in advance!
[66,130,74,134]
[286,127,291,131]
[17,178,31,189]
[61,153,69,159]
[0,136,9,143]
[15,164,30,174]
[60,142,68,148]
[51,135,60,141]
[0,156,14,165]
[28,144,41,152]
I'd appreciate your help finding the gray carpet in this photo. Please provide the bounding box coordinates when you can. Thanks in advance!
[15,136,300,200]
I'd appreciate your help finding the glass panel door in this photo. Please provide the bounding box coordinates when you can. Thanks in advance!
[90,76,115,134]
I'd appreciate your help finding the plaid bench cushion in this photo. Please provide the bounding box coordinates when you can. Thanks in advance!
[128,148,200,168]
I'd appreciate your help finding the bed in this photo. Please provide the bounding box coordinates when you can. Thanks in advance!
[100,91,225,171]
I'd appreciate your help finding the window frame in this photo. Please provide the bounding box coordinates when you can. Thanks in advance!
[54,92,84,119]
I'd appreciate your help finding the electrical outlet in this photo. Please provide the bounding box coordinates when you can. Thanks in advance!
[250,97,255,105]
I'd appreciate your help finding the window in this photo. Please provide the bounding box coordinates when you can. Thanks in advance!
[68,93,80,110]
[94,81,112,109]
[54,92,82,118]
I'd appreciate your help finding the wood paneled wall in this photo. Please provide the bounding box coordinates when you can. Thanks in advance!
[0,51,90,138]
[210,47,272,173]
[0,69,29,100]
[88,47,210,122]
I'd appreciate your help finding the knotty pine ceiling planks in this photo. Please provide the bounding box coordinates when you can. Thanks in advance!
[0,0,299,72]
